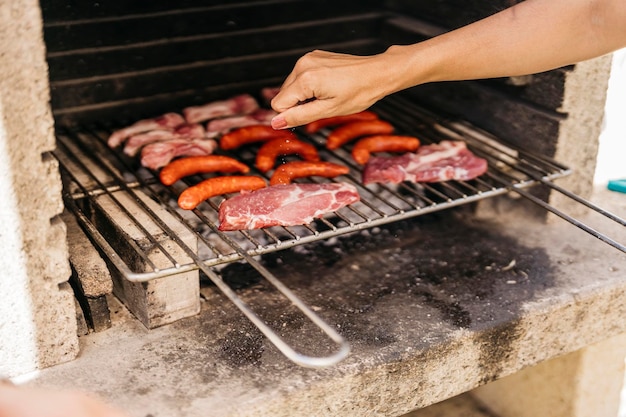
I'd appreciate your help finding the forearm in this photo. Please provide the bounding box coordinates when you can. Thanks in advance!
[386,0,626,94]
[270,0,626,128]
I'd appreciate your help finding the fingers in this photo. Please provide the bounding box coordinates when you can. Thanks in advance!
[269,49,384,129]
[271,67,322,114]
[270,73,322,129]
[272,99,336,129]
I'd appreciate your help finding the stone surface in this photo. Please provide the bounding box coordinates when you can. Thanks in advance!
[403,393,493,417]
[0,0,78,377]
[24,188,626,417]
[64,211,113,298]
[63,211,113,332]
[472,332,626,417]
[551,54,613,215]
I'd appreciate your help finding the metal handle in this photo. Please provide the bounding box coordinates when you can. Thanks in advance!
[189,207,351,367]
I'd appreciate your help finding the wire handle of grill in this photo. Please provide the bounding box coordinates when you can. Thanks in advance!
[202,263,351,368]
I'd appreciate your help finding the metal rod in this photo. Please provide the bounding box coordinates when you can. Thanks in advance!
[510,185,626,253]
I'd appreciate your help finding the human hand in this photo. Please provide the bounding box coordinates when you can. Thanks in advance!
[270,49,397,129]
[0,384,129,417]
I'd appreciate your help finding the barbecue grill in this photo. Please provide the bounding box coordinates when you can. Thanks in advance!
[53,88,625,366]
[3,4,626,414]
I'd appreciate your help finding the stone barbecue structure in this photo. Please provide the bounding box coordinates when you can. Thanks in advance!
[0,1,624,416]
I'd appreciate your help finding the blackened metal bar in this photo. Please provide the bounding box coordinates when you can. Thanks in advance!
[512,186,626,253]
[538,179,626,227]
[486,166,626,253]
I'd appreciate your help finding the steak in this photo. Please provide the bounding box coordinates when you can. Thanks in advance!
[218,183,360,230]
[362,140,488,184]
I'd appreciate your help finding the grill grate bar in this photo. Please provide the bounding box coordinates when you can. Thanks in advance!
[56,133,169,272]
[486,166,626,253]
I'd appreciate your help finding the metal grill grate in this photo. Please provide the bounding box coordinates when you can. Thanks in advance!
[52,94,626,367]
[54,95,575,279]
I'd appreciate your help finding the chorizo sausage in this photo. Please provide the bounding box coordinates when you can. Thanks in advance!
[326,120,394,150]
[351,135,421,164]
[219,125,297,150]
[159,155,250,186]
[178,175,266,210]
[270,161,350,186]
[305,110,379,134]
[255,137,320,172]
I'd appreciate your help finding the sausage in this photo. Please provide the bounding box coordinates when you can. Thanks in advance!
[351,135,421,164]
[159,155,250,186]
[305,111,379,134]
[325,120,394,150]
[270,161,350,186]
[178,175,266,210]
[219,125,297,150]
[255,137,320,172]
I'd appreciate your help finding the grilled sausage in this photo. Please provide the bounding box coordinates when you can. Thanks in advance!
[326,120,394,150]
[159,155,250,186]
[219,125,297,150]
[351,135,421,164]
[305,111,379,134]
[255,137,320,172]
[270,161,350,185]
[178,175,266,210]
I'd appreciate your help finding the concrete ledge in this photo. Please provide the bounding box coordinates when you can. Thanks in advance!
[63,211,113,332]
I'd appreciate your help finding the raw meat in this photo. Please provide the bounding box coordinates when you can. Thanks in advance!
[123,123,206,156]
[261,86,281,104]
[205,109,277,137]
[183,94,259,124]
[140,138,218,170]
[362,140,488,184]
[218,183,360,230]
[107,112,185,148]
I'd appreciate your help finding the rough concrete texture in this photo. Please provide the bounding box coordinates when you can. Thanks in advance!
[472,332,626,417]
[63,211,113,332]
[403,393,493,417]
[63,211,113,297]
[0,0,78,377]
[25,188,626,417]
[551,54,613,216]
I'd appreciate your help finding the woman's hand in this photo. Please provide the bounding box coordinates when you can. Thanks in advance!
[270,49,398,129]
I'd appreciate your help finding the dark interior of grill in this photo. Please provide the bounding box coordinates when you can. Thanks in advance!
[42,0,566,160]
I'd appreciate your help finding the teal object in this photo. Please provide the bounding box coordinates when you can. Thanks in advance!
[607,179,626,194]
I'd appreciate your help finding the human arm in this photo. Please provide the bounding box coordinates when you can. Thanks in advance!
[0,384,129,417]
[270,0,626,129]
